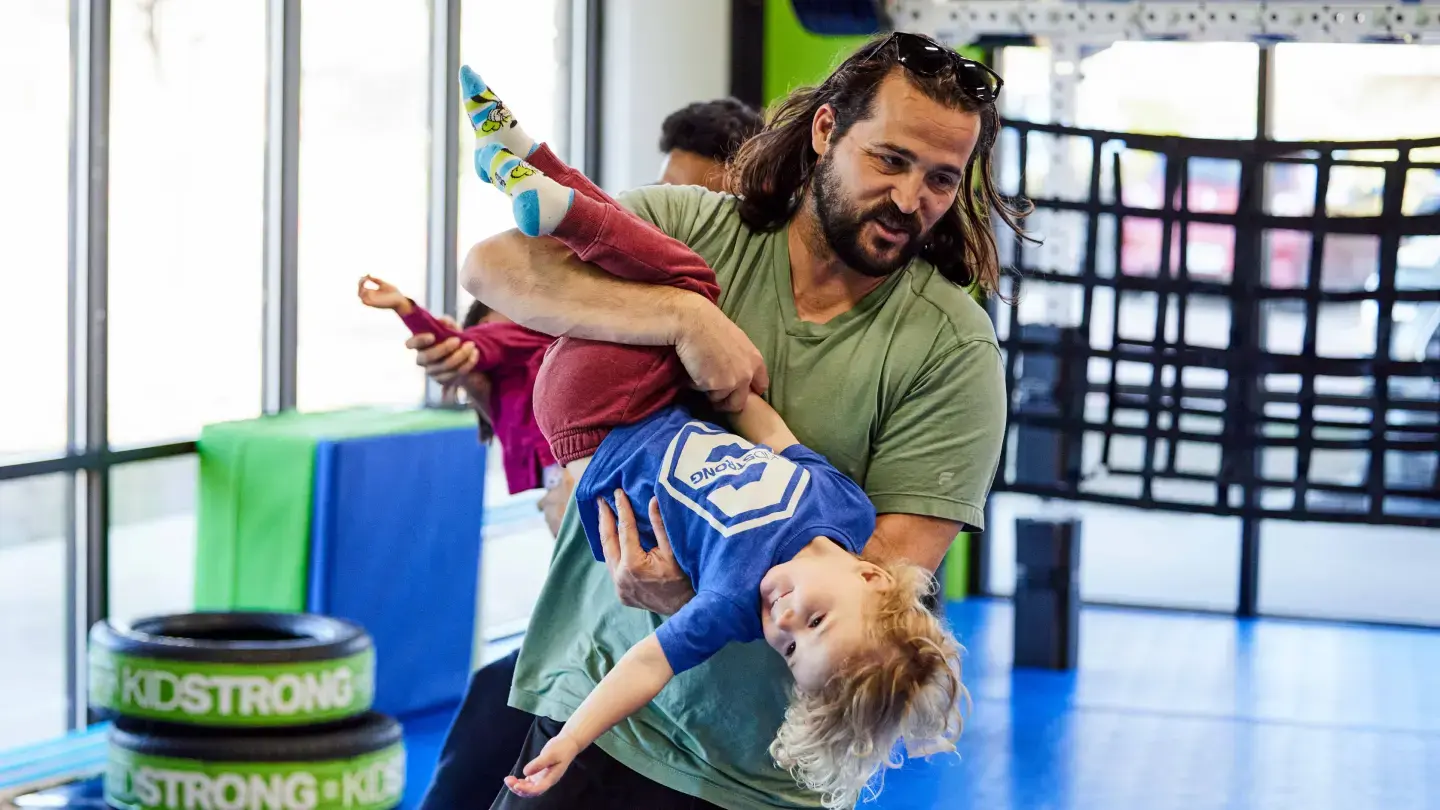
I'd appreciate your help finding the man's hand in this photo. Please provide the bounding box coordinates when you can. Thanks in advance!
[598,490,694,615]
[671,295,769,413]
[406,320,479,386]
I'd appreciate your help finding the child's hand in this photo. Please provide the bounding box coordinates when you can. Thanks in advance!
[357,275,412,315]
[503,735,579,798]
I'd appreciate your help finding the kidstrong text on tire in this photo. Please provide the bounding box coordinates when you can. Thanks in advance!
[89,613,375,729]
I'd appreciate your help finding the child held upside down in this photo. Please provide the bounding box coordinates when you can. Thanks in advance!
[455,65,968,808]
[357,277,566,508]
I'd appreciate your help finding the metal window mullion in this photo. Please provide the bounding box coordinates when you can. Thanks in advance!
[424,0,461,406]
[569,0,602,182]
[1236,47,1276,617]
[263,0,300,415]
[66,0,111,731]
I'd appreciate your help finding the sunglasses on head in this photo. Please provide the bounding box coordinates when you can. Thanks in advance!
[868,31,1003,104]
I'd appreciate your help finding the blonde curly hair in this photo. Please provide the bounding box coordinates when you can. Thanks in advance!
[768,560,968,809]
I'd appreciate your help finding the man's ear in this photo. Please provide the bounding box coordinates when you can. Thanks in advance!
[811,103,837,157]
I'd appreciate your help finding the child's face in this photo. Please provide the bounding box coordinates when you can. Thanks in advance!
[759,543,890,691]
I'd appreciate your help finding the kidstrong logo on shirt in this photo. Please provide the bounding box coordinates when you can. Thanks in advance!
[659,421,809,536]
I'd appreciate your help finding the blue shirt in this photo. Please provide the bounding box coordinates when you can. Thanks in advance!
[574,406,876,674]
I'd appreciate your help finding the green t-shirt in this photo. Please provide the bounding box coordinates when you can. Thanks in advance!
[508,184,1007,809]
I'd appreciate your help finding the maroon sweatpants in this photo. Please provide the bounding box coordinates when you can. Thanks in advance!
[524,144,721,465]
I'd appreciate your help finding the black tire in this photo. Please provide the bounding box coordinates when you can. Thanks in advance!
[105,713,405,810]
[790,0,890,36]
[89,612,374,729]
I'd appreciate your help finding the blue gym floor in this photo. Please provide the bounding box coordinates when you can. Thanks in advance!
[7,599,1435,809]
[400,599,1440,810]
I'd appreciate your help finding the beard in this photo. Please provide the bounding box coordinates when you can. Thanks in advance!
[810,153,928,278]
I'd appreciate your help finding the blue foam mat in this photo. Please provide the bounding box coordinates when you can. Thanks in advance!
[309,429,486,719]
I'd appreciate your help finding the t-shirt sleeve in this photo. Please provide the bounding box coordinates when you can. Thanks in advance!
[615,184,708,242]
[653,589,756,675]
[781,444,877,556]
[616,184,741,263]
[863,339,1007,531]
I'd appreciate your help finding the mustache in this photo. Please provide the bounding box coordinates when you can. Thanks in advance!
[863,204,921,238]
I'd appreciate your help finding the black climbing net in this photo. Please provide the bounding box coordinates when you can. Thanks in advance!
[990,120,1440,528]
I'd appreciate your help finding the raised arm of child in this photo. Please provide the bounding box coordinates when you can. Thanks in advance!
[730,393,798,453]
[503,634,675,798]
[358,275,550,372]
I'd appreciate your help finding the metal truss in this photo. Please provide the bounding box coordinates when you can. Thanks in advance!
[886,1,1440,47]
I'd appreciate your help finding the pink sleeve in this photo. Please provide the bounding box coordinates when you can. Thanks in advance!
[398,301,467,343]
[398,302,553,373]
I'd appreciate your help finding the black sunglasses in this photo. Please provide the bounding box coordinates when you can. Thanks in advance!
[868,31,1003,104]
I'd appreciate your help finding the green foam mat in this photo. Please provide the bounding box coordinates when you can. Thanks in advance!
[195,407,477,612]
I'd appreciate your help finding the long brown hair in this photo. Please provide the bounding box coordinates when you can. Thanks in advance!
[728,35,1033,296]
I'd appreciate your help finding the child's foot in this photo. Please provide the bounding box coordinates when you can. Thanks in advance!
[459,65,538,183]
[478,143,574,238]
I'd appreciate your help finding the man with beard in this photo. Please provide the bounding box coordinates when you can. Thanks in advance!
[418,32,1026,810]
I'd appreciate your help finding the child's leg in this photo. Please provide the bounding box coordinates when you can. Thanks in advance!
[460,65,612,207]
[460,66,717,302]
[458,67,719,466]
[459,65,540,171]
[477,144,719,303]
[524,143,620,209]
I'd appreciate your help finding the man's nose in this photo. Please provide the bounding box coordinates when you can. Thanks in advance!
[891,175,923,215]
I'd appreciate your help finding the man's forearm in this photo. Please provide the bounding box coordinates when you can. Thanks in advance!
[461,230,694,346]
[868,513,965,572]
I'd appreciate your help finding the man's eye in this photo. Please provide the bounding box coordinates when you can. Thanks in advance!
[881,155,906,169]
[808,615,823,629]
[785,642,796,657]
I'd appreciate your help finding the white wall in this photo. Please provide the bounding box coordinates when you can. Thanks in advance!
[599,0,731,193]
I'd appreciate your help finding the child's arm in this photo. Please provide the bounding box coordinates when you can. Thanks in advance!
[731,394,798,452]
[504,634,674,797]
[405,313,549,374]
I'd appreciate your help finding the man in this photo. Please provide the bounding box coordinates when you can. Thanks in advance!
[407,95,767,804]
[425,32,1022,809]
[658,98,764,191]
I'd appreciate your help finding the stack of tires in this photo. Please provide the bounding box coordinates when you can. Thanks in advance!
[88,613,405,810]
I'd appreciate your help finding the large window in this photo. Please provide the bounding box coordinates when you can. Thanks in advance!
[0,0,69,464]
[109,456,199,624]
[1076,41,1261,139]
[454,0,568,315]
[108,0,267,446]
[297,0,430,413]
[991,40,1439,623]
[1254,42,1440,624]
[0,475,69,750]
[0,1,578,750]
[0,0,71,752]
[994,42,1261,611]
[454,0,569,639]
